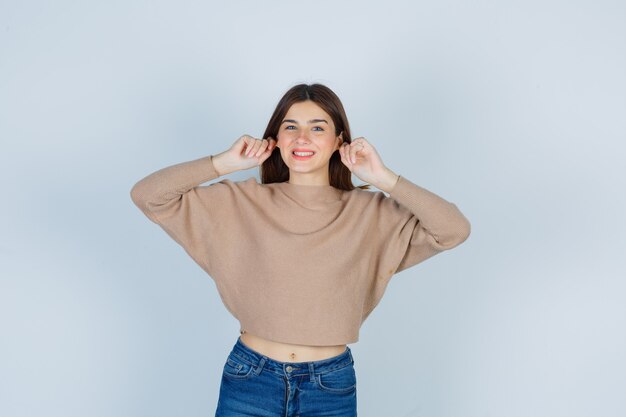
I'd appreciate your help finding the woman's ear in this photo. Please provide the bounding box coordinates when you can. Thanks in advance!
[336,132,344,148]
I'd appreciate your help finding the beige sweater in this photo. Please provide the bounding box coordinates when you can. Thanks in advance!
[130,154,471,346]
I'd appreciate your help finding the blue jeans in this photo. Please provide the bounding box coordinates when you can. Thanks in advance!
[215,336,357,416]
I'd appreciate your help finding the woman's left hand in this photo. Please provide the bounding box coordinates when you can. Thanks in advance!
[339,137,399,191]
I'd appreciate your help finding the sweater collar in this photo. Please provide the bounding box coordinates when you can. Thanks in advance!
[273,181,344,202]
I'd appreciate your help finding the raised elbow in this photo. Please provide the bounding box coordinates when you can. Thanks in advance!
[460,216,471,241]
[130,180,150,211]
[450,216,471,248]
[433,214,471,250]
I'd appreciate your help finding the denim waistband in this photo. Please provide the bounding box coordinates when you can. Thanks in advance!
[230,336,354,378]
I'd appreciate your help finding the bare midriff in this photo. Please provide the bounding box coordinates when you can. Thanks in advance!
[239,330,347,363]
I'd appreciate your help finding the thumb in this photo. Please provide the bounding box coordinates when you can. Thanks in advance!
[236,135,255,156]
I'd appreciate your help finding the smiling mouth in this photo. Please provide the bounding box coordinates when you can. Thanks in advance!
[291,150,316,161]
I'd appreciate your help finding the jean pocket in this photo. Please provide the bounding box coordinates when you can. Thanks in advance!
[316,363,357,393]
[222,353,255,379]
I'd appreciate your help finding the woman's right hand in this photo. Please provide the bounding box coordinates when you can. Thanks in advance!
[213,134,277,175]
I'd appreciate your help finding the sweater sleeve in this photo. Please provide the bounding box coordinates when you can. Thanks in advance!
[386,175,471,273]
[129,154,225,272]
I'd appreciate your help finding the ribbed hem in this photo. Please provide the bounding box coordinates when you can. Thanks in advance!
[176,154,221,187]
[205,154,219,181]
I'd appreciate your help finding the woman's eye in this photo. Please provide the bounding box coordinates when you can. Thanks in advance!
[285,126,324,131]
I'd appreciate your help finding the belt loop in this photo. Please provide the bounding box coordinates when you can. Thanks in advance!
[347,347,354,363]
[308,362,315,383]
[255,356,267,375]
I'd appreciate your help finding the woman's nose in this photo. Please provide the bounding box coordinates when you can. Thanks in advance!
[296,132,310,142]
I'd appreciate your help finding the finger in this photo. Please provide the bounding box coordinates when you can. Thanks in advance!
[267,137,277,150]
[254,138,266,155]
[246,139,260,157]
[353,141,366,163]
[254,139,269,157]
[243,136,257,155]
[338,142,345,161]
[259,146,272,163]
[241,136,252,155]
[350,142,360,164]
[261,144,272,158]
[261,138,278,160]
[340,143,351,167]
[245,139,255,157]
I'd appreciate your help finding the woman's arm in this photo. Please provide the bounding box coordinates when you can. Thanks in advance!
[130,154,221,223]
[129,138,272,273]
[380,171,471,273]
[339,137,471,274]
[129,154,236,274]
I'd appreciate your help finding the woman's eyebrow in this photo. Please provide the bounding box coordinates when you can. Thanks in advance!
[281,119,328,125]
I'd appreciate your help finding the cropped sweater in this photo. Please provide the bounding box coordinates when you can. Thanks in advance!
[130,154,471,346]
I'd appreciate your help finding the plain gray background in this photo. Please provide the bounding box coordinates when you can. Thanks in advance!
[1,1,624,416]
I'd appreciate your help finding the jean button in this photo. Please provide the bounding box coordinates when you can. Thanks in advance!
[286,366,293,372]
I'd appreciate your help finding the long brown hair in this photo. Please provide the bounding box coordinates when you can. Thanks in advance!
[260,83,371,191]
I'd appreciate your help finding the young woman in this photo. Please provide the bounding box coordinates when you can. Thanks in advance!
[130,83,471,416]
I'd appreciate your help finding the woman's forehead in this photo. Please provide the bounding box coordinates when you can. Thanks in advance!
[284,101,332,122]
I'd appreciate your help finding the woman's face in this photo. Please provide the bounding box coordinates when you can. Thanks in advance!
[276,100,343,185]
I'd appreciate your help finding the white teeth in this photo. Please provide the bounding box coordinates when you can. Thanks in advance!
[293,151,314,156]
